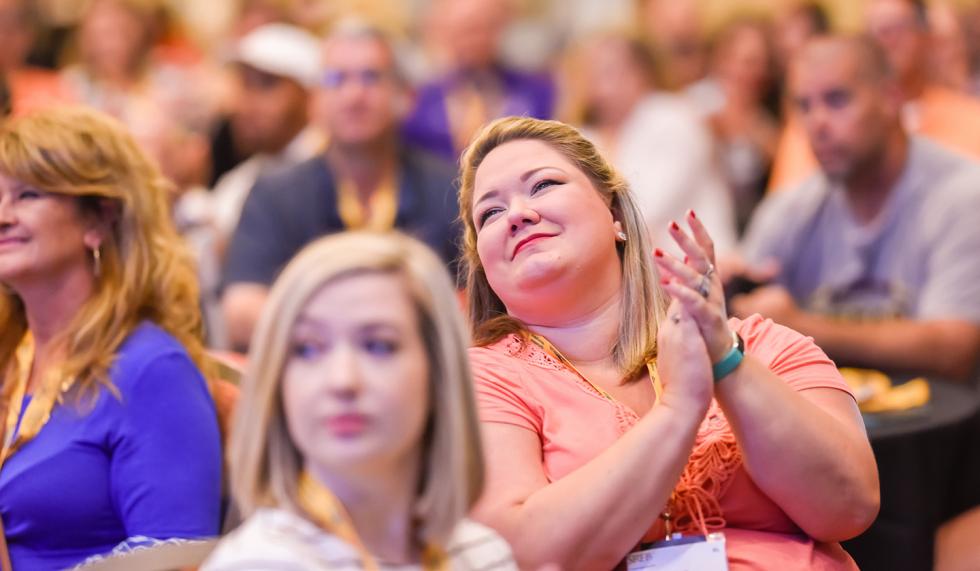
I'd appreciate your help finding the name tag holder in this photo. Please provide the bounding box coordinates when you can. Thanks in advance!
[626,532,728,571]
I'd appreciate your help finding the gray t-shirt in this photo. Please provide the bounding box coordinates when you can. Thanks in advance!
[741,137,980,324]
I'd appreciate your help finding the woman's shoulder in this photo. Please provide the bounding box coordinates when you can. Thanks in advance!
[115,321,191,363]
[469,334,566,376]
[446,519,518,568]
[109,321,204,393]
[202,508,345,570]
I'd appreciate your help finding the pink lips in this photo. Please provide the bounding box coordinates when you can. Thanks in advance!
[512,233,554,259]
[324,413,370,437]
[0,237,27,248]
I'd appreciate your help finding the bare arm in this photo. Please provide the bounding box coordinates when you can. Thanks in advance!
[658,213,879,542]
[714,357,879,541]
[473,301,713,571]
[731,286,980,381]
[221,283,269,352]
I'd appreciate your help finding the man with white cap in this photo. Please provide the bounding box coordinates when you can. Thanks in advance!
[210,22,325,242]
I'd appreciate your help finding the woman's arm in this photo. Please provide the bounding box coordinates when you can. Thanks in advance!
[111,350,223,538]
[715,356,879,541]
[473,301,713,571]
[656,212,879,542]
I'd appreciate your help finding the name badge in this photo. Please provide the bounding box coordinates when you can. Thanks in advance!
[626,533,728,571]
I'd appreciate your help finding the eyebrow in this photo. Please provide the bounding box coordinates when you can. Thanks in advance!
[473,166,564,209]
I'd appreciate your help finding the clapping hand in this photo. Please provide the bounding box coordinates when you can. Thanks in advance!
[652,211,735,364]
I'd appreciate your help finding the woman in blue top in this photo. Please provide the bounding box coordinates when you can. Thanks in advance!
[0,106,222,570]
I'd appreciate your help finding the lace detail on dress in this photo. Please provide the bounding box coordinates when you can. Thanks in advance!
[502,335,566,372]
[670,400,742,534]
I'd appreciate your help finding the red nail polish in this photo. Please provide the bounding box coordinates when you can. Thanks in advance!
[654,248,664,258]
[670,221,680,231]
[684,255,689,264]
[688,210,697,219]
[660,277,670,285]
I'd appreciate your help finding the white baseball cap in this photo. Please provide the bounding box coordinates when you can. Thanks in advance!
[233,23,321,88]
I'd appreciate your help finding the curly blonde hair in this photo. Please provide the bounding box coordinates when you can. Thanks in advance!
[0,106,211,398]
[458,116,668,379]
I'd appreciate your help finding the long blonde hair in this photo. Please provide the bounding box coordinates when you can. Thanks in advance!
[458,116,668,379]
[0,106,210,397]
[231,231,484,546]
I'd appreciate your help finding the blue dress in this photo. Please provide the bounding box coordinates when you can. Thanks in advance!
[0,322,222,570]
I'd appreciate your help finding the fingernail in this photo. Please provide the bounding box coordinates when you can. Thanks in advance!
[683,255,689,264]
[688,209,697,219]
[660,277,670,285]
[670,221,680,231]
[654,248,664,258]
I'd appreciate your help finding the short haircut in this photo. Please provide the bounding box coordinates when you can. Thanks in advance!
[799,33,895,85]
[321,17,409,84]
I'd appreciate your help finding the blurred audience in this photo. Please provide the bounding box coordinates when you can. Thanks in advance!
[769,0,980,191]
[637,0,708,90]
[570,32,736,254]
[773,2,832,85]
[733,36,980,382]
[209,22,324,245]
[0,0,74,114]
[402,0,555,162]
[221,20,458,352]
[689,17,780,233]
[0,107,221,569]
[204,232,516,569]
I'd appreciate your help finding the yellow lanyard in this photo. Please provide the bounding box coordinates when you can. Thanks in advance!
[297,471,449,571]
[527,333,692,537]
[336,170,399,232]
[1,333,73,470]
[527,333,663,401]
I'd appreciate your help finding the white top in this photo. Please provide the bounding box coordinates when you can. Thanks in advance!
[202,508,519,571]
[588,93,737,255]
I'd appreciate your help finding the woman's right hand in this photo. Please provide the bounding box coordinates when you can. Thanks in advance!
[655,299,714,416]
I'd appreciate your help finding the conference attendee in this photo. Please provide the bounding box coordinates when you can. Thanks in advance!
[207,22,324,244]
[0,106,222,570]
[204,232,516,570]
[222,20,458,351]
[571,32,736,255]
[402,0,555,162]
[768,0,980,191]
[457,116,878,570]
[734,36,980,382]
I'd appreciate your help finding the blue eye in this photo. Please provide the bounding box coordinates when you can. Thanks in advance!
[363,338,398,356]
[291,341,322,360]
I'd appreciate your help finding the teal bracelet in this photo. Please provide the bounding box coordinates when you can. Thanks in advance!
[712,330,745,382]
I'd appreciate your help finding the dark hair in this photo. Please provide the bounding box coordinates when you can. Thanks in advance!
[0,76,10,118]
[796,2,831,35]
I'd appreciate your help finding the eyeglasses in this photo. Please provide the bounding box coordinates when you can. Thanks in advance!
[320,68,392,89]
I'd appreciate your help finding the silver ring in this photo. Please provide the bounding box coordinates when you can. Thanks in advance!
[703,262,716,280]
[697,274,711,298]
[670,314,681,324]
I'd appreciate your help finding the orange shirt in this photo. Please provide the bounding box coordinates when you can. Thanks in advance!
[769,86,980,192]
[8,68,75,115]
[469,314,858,571]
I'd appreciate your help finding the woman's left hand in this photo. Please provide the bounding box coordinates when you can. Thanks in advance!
[653,210,734,363]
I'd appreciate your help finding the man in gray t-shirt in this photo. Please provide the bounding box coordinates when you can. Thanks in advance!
[732,36,980,381]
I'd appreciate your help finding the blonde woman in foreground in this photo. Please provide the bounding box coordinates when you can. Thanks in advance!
[204,232,517,570]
